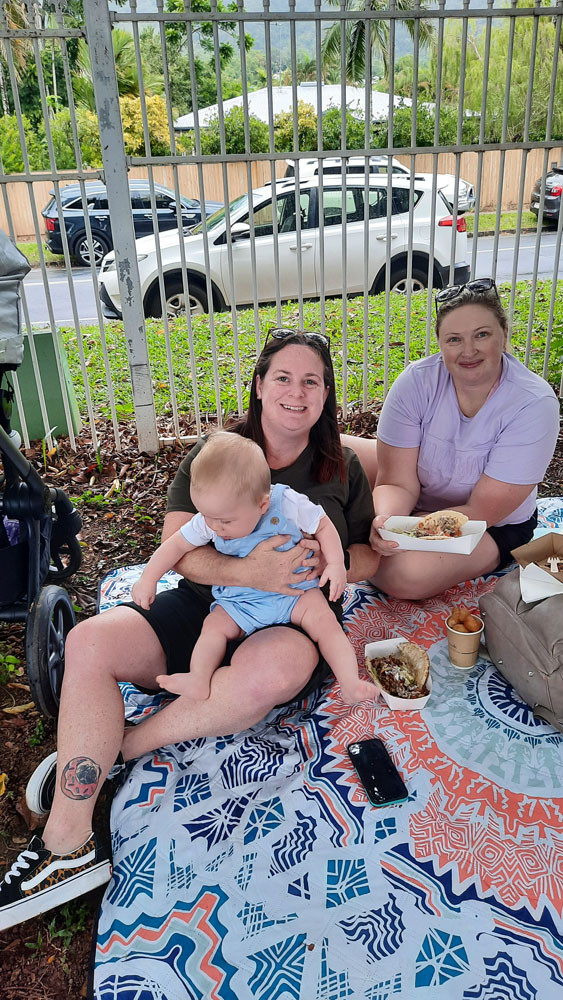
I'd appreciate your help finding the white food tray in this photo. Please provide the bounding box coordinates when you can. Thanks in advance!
[365,637,432,711]
[379,516,487,554]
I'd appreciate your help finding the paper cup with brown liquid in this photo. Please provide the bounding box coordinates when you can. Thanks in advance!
[445,607,484,669]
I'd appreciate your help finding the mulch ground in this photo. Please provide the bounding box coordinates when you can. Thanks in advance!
[0,407,561,999]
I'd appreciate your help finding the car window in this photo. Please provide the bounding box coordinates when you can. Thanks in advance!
[93,197,109,210]
[320,188,363,226]
[134,192,175,210]
[245,191,311,237]
[390,188,422,214]
[64,196,97,210]
[191,193,248,235]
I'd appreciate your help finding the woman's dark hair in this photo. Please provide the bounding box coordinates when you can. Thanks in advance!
[227,333,345,483]
[436,285,509,339]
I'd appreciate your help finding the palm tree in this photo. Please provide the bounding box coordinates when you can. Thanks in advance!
[321,0,435,85]
[72,28,164,110]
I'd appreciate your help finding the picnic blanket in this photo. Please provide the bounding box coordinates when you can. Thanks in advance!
[93,498,563,1000]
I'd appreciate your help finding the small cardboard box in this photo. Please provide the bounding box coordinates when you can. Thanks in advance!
[511,532,563,603]
[511,533,563,583]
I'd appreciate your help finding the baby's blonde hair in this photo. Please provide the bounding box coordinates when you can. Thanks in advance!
[191,431,271,503]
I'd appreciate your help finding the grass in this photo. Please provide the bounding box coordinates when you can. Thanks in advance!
[464,210,548,235]
[17,241,65,267]
[59,279,563,424]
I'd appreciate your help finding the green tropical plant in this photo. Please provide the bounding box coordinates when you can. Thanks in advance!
[72,28,164,111]
[321,0,435,84]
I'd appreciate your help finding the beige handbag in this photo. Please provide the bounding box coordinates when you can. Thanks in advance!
[479,569,563,732]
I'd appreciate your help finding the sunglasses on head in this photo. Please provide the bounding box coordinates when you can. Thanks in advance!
[265,326,331,351]
[435,278,499,314]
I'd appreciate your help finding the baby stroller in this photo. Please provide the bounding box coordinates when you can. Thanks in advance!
[0,232,82,718]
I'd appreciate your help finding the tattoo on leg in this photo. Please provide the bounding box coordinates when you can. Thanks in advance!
[60,756,102,800]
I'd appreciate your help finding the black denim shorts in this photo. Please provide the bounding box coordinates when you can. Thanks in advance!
[123,579,332,705]
[487,509,538,569]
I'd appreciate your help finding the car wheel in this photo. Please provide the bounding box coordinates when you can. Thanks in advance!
[147,275,209,318]
[73,232,110,267]
[390,265,428,294]
[166,276,208,318]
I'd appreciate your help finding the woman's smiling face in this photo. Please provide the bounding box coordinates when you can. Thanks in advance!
[255,343,329,438]
[437,302,507,389]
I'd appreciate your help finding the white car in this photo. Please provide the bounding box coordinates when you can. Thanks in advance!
[99,175,470,319]
[285,156,476,214]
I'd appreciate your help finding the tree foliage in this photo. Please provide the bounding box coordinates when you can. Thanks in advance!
[0,113,45,172]
[72,29,164,111]
[198,106,270,155]
[321,0,435,83]
[274,101,318,153]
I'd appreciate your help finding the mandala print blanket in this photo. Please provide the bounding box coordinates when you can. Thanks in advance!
[93,498,563,1000]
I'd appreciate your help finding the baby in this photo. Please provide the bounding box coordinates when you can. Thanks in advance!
[131,432,375,705]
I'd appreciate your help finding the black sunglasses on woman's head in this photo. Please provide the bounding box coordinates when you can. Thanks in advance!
[435,278,499,314]
[265,326,331,351]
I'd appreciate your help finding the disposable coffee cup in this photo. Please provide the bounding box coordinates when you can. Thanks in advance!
[445,614,484,669]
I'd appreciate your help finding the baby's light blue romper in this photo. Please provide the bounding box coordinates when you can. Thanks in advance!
[206,483,322,634]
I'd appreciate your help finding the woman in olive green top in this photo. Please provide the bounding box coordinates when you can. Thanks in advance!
[0,329,378,931]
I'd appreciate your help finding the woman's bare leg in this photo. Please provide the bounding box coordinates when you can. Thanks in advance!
[42,607,166,854]
[371,533,500,600]
[121,625,319,762]
[43,608,319,855]
[340,434,378,490]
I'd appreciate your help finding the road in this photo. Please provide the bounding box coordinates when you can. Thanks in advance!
[21,231,562,326]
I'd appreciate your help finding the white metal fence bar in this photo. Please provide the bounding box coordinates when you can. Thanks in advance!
[83,0,158,453]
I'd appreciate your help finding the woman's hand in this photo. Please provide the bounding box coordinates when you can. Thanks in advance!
[299,537,324,581]
[244,535,318,596]
[369,515,401,556]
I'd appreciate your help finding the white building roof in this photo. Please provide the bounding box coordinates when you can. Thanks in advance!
[174,83,411,131]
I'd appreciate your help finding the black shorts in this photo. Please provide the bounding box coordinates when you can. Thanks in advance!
[123,579,332,706]
[487,510,538,570]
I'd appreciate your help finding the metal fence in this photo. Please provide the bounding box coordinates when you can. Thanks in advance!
[0,0,561,453]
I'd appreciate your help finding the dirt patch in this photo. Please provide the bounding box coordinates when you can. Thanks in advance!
[1,408,562,997]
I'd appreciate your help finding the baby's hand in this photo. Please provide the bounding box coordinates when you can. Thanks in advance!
[339,677,379,706]
[319,561,347,602]
[157,672,211,700]
[131,578,156,610]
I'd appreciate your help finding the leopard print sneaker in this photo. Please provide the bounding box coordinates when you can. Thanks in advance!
[0,832,111,930]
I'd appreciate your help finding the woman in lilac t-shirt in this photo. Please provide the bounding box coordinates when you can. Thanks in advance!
[344,280,559,599]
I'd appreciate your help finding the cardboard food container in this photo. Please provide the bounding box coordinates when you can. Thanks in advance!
[365,637,432,711]
[378,516,487,554]
[511,532,563,602]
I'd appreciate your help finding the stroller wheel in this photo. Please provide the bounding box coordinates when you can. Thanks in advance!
[48,534,82,582]
[26,585,76,718]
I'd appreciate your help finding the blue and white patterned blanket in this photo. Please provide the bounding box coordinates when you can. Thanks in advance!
[93,498,563,1000]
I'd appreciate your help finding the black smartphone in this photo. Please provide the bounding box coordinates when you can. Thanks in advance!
[347,737,408,807]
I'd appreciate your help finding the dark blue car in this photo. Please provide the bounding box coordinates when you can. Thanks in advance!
[42,179,223,267]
